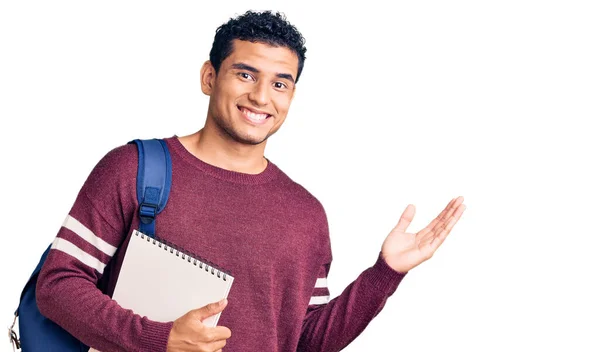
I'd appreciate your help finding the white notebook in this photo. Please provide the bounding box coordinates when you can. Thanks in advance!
[113,229,233,324]
[89,230,234,351]
[113,230,233,320]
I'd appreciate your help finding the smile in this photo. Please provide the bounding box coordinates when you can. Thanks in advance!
[238,106,272,124]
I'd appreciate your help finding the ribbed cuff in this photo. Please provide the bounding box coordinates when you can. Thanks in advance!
[140,319,174,352]
[367,252,407,296]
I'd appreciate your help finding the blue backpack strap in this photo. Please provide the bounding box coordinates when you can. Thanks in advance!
[128,139,172,238]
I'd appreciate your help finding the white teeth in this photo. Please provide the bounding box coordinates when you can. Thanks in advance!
[243,108,268,121]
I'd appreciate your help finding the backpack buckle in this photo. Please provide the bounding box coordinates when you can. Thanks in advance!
[139,203,158,224]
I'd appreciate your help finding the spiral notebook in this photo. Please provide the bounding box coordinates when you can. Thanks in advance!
[111,229,233,325]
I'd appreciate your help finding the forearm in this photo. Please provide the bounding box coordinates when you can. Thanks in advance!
[298,253,406,352]
[36,249,173,352]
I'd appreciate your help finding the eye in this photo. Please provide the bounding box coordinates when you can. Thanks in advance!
[273,81,288,90]
[238,72,254,81]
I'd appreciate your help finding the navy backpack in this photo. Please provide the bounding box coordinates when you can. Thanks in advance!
[10,139,172,351]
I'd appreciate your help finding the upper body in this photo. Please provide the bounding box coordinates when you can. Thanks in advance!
[37,135,405,351]
[36,9,465,352]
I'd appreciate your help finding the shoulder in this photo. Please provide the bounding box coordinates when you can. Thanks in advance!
[272,166,332,256]
[88,142,138,184]
[81,141,140,203]
[271,164,328,219]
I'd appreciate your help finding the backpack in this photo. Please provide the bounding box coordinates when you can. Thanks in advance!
[9,139,172,351]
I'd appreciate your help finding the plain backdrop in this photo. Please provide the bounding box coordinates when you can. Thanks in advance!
[1,1,599,351]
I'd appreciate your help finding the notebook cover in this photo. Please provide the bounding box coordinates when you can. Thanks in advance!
[112,230,234,327]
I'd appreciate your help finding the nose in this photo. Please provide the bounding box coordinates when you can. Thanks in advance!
[248,80,269,107]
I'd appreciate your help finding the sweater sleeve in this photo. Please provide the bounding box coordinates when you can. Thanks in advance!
[36,144,173,352]
[297,210,407,351]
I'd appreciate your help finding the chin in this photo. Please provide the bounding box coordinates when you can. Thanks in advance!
[230,131,270,145]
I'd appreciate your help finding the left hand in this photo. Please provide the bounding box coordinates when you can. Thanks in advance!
[381,197,466,273]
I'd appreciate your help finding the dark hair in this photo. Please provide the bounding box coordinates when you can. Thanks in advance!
[209,10,307,83]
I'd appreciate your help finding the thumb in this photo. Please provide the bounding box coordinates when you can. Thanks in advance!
[193,299,228,321]
[395,204,415,232]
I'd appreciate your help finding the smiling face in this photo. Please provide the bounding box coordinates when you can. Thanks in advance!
[201,39,298,146]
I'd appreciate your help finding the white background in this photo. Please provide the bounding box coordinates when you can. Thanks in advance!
[1,1,599,351]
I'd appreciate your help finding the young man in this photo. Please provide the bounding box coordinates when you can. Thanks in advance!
[36,10,465,352]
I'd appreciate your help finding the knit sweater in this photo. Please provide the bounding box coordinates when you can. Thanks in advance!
[36,136,406,352]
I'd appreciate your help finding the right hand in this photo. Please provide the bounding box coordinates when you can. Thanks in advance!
[167,299,231,352]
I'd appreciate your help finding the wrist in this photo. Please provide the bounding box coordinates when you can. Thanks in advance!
[367,252,407,295]
[140,319,173,352]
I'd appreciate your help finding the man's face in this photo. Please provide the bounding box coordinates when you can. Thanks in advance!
[204,39,298,146]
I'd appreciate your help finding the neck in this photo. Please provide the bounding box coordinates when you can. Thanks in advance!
[178,128,268,175]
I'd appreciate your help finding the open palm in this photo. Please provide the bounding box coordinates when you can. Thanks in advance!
[381,197,466,273]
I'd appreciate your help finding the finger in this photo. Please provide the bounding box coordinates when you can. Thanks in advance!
[420,224,442,246]
[426,204,466,248]
[206,338,227,351]
[395,204,415,232]
[423,197,458,233]
[420,204,466,257]
[416,198,456,241]
[428,227,450,253]
[431,211,461,247]
[415,226,434,242]
[421,213,457,246]
[428,197,464,234]
[211,326,232,340]
[418,217,453,252]
[194,299,228,320]
[441,204,466,235]
[438,197,463,224]
[448,204,466,230]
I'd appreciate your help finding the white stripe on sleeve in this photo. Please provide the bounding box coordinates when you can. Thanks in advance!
[315,277,327,288]
[51,237,107,274]
[62,215,117,257]
[309,295,330,305]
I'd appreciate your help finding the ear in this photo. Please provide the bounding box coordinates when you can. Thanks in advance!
[200,60,216,95]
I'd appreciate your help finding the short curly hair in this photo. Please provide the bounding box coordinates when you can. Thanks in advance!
[209,10,307,83]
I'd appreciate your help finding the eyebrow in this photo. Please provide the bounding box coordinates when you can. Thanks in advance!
[231,62,258,73]
[231,62,296,83]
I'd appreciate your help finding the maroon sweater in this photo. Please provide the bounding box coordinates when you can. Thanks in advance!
[36,136,406,352]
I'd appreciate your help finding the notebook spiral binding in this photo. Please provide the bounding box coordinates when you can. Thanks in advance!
[134,230,230,281]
